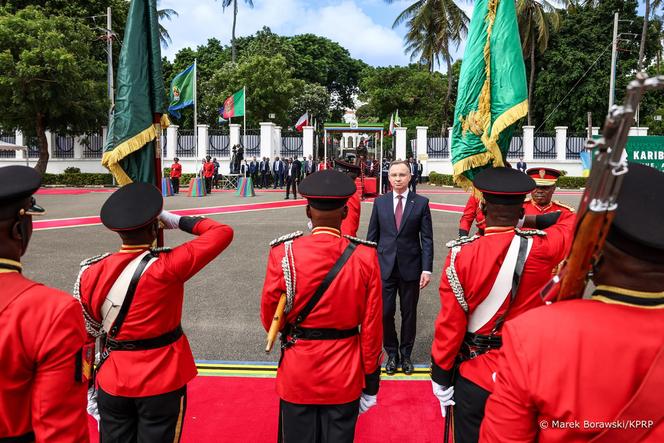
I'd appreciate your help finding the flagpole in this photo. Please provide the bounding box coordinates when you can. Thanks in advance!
[194,59,198,158]
[243,85,246,147]
[324,129,327,169]
[379,129,383,194]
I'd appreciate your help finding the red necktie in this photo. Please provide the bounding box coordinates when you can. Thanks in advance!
[395,195,403,229]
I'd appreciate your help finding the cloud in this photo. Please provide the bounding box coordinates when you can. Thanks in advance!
[158,0,410,66]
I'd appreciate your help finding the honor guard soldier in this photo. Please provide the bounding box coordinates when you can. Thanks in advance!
[523,168,575,215]
[481,163,664,442]
[430,167,576,443]
[261,170,383,443]
[0,166,89,442]
[459,194,486,237]
[76,182,233,442]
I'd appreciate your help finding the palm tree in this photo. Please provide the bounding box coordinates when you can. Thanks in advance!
[516,0,562,126]
[156,1,178,48]
[219,0,255,63]
[638,0,663,71]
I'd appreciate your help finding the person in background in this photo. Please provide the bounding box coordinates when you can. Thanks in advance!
[417,160,423,184]
[458,194,486,237]
[523,168,575,215]
[212,157,220,189]
[249,156,259,186]
[381,158,390,194]
[202,156,215,195]
[516,157,527,173]
[170,157,182,194]
[273,156,285,189]
[341,172,361,237]
[259,157,270,189]
[408,157,419,193]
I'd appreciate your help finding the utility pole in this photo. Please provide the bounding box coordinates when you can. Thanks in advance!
[107,6,114,122]
[608,12,619,110]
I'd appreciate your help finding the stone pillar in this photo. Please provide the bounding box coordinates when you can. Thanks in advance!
[641,127,649,136]
[73,136,84,159]
[229,123,241,149]
[394,127,407,161]
[447,127,453,154]
[522,125,535,162]
[15,130,25,160]
[45,130,54,158]
[166,125,178,159]
[416,126,428,159]
[555,126,568,161]
[197,124,209,158]
[592,126,600,136]
[260,122,275,160]
[303,126,314,159]
[273,126,282,158]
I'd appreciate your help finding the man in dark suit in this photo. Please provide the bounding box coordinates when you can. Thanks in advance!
[367,160,434,375]
[408,157,419,193]
[249,156,259,186]
[273,156,284,189]
[516,157,527,173]
[259,157,269,188]
[285,158,302,199]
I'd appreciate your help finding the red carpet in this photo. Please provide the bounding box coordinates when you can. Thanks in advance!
[87,376,444,442]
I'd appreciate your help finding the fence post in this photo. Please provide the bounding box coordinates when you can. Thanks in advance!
[555,126,567,161]
[260,122,275,160]
[102,126,108,145]
[166,125,178,159]
[74,136,84,160]
[273,125,282,158]
[303,126,314,160]
[592,126,600,136]
[45,130,54,159]
[523,126,535,162]
[197,124,209,158]
[229,123,241,149]
[15,130,24,160]
[394,127,407,160]
[447,127,453,154]
[416,126,428,158]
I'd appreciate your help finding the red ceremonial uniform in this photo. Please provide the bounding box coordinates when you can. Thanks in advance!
[481,287,664,442]
[261,227,383,404]
[170,162,182,179]
[79,218,233,397]
[431,210,575,391]
[523,199,575,216]
[203,161,215,178]
[459,194,486,234]
[340,183,361,237]
[0,271,88,442]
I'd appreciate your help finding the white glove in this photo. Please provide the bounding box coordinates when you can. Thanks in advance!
[359,393,377,415]
[432,381,455,418]
[159,210,181,230]
[87,387,100,422]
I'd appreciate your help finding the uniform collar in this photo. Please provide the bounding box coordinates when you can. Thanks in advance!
[0,258,22,273]
[592,285,664,309]
[311,227,341,238]
[119,244,151,253]
[531,200,553,212]
[484,226,515,236]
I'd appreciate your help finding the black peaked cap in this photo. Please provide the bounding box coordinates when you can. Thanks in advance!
[100,182,163,231]
[607,162,664,263]
[473,167,536,205]
[299,169,356,210]
[0,166,41,203]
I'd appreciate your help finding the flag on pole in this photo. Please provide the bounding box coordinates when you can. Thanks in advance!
[295,112,309,132]
[222,88,245,118]
[102,0,168,186]
[394,109,401,130]
[450,0,528,189]
[167,63,195,118]
[388,113,394,135]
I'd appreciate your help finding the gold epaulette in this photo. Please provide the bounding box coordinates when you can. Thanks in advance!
[270,231,304,247]
[445,235,480,248]
[344,235,377,248]
[553,200,576,213]
[515,228,547,237]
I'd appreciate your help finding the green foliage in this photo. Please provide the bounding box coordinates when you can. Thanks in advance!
[289,82,330,126]
[63,167,81,174]
[41,173,113,186]
[427,172,456,186]
[426,171,586,189]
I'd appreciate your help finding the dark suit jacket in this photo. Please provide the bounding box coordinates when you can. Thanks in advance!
[367,191,434,281]
[291,159,302,179]
[273,160,284,175]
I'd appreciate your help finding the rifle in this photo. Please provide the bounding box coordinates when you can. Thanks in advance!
[541,73,664,303]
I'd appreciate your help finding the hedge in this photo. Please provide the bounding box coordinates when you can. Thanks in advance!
[42,173,114,186]
[427,171,587,189]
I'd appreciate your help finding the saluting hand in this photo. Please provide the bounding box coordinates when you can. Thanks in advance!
[159,210,181,230]
[420,272,431,289]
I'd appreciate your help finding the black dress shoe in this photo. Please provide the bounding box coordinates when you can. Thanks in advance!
[402,357,414,375]
[385,356,398,375]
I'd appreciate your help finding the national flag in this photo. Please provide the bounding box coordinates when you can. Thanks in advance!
[450,0,528,188]
[102,0,168,186]
[218,107,228,124]
[222,88,245,118]
[295,112,309,132]
[394,109,401,130]
[388,113,394,135]
[167,63,195,118]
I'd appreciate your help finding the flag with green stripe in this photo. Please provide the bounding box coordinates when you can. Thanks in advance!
[222,88,245,118]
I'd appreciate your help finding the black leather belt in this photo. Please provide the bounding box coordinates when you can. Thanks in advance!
[458,332,502,363]
[106,324,183,351]
[0,431,35,443]
[290,326,359,341]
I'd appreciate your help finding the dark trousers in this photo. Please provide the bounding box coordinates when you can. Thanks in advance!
[286,176,298,198]
[382,263,420,360]
[98,385,187,443]
[278,398,359,443]
[260,172,268,188]
[381,175,389,194]
[409,177,418,193]
[273,173,283,188]
[170,177,180,194]
[204,177,212,194]
[453,376,490,443]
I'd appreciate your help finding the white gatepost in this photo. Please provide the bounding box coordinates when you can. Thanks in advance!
[273,126,282,159]
[303,126,314,160]
[260,122,275,160]
[416,126,428,175]
[447,127,453,154]
[555,126,567,161]
[641,127,649,136]
[74,136,84,159]
[394,127,407,161]
[166,125,178,159]
[197,124,209,159]
[592,127,600,136]
[45,130,54,158]
[229,123,241,149]
[15,130,25,160]
[522,126,535,162]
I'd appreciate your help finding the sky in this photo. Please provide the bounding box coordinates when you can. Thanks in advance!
[158,0,474,70]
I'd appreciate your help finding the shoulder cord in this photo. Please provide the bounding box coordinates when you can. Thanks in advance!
[281,240,297,314]
[446,246,469,313]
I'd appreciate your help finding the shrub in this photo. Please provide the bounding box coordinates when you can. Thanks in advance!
[63,166,81,174]
[557,176,587,189]
[42,173,114,186]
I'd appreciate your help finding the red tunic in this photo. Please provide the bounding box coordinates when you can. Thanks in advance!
[340,183,361,237]
[481,288,664,442]
[0,271,88,442]
[459,194,486,234]
[79,219,233,397]
[203,161,215,178]
[261,227,383,404]
[523,199,575,216]
[431,211,575,391]
[170,163,182,179]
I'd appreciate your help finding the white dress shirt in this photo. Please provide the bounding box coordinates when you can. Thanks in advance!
[392,189,409,214]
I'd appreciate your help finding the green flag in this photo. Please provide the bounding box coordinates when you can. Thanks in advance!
[168,63,195,118]
[102,0,167,186]
[451,0,527,189]
[222,88,245,118]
